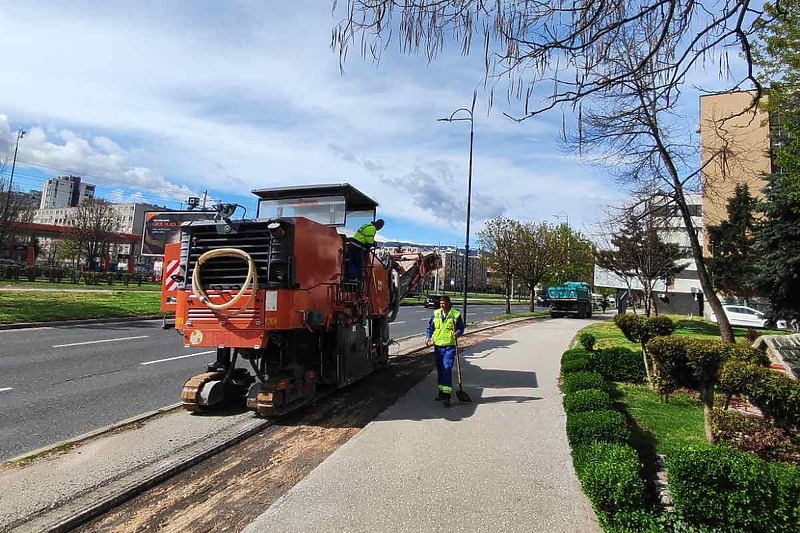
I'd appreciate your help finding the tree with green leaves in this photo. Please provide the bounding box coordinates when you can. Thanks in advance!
[478,216,520,315]
[707,184,759,298]
[597,213,686,317]
[514,221,562,312]
[752,1,800,325]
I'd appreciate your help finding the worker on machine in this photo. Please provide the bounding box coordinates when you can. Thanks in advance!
[424,295,465,408]
[349,218,384,283]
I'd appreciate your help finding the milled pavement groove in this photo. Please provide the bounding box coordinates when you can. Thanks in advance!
[0,317,542,533]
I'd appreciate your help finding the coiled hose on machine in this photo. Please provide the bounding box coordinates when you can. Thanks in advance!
[191,248,258,317]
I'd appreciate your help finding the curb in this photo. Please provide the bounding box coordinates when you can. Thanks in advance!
[0,315,166,331]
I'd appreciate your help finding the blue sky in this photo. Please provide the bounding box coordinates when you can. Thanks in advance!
[0,1,745,246]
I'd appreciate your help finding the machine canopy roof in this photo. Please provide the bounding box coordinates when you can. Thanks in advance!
[251,183,378,213]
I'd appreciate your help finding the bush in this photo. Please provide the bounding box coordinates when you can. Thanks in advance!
[566,410,630,446]
[579,331,597,351]
[711,409,800,465]
[744,367,800,431]
[561,371,606,394]
[646,336,687,396]
[572,443,646,520]
[667,446,799,532]
[591,347,646,383]
[563,389,613,414]
[724,343,770,366]
[562,347,592,362]
[719,359,758,398]
[614,314,645,342]
[561,355,593,374]
[641,315,676,339]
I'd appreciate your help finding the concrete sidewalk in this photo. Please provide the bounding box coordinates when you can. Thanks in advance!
[244,319,601,533]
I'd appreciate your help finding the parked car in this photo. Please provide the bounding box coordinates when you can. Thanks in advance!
[709,305,787,330]
[424,294,442,309]
[0,258,23,268]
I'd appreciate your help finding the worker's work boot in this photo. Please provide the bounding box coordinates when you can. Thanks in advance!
[434,391,449,402]
[442,394,452,408]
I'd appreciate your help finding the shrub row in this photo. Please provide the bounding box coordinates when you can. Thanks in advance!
[561,344,646,384]
[561,340,650,530]
[667,446,800,532]
[563,389,613,414]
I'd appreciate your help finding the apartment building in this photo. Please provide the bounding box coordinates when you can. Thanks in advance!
[39,176,96,209]
[699,91,772,255]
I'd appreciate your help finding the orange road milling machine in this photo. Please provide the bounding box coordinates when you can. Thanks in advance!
[161,184,440,416]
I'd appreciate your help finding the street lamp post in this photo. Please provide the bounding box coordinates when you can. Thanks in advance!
[553,212,571,282]
[439,93,476,324]
[1,129,26,247]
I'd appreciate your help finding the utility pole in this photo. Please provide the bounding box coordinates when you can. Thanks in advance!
[1,129,26,249]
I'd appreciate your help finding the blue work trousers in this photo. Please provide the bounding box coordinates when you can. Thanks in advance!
[434,344,456,393]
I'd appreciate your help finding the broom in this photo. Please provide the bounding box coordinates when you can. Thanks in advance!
[453,337,472,403]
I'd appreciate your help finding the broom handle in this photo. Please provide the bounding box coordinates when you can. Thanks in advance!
[455,337,463,390]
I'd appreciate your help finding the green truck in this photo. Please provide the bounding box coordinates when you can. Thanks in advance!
[546,281,593,318]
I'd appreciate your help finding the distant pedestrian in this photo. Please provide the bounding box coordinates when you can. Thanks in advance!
[425,295,465,408]
[601,297,608,314]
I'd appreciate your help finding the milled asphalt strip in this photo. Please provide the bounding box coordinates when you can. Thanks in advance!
[1,316,544,533]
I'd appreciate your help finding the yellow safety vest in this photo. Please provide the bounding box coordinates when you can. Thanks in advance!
[432,308,461,346]
[354,223,377,245]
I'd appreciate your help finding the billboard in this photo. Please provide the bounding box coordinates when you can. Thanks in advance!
[141,211,216,256]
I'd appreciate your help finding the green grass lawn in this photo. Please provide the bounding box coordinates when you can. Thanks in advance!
[0,291,162,323]
[579,315,786,350]
[617,383,710,455]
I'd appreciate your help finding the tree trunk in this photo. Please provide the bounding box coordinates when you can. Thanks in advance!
[528,281,536,312]
[653,136,735,343]
[699,385,716,443]
[641,342,654,390]
[505,277,512,315]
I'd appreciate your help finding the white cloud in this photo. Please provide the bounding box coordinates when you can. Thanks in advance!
[0,1,634,242]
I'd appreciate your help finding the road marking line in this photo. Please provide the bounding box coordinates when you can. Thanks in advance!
[392,321,406,324]
[0,387,12,393]
[53,335,149,348]
[141,350,215,366]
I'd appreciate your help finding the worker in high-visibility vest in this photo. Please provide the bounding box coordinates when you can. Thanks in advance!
[349,219,384,281]
[425,295,465,407]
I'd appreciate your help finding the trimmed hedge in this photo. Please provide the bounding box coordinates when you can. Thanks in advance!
[566,409,630,447]
[667,446,800,532]
[563,389,613,414]
[591,347,646,383]
[719,360,800,431]
[562,347,593,362]
[572,443,647,519]
[579,331,597,351]
[561,371,607,394]
[561,356,593,374]
[613,314,675,344]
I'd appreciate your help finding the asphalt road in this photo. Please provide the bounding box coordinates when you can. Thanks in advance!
[0,303,532,461]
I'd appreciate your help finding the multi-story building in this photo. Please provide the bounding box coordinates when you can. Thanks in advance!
[39,176,96,209]
[33,202,162,269]
[442,249,488,292]
[699,91,771,255]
